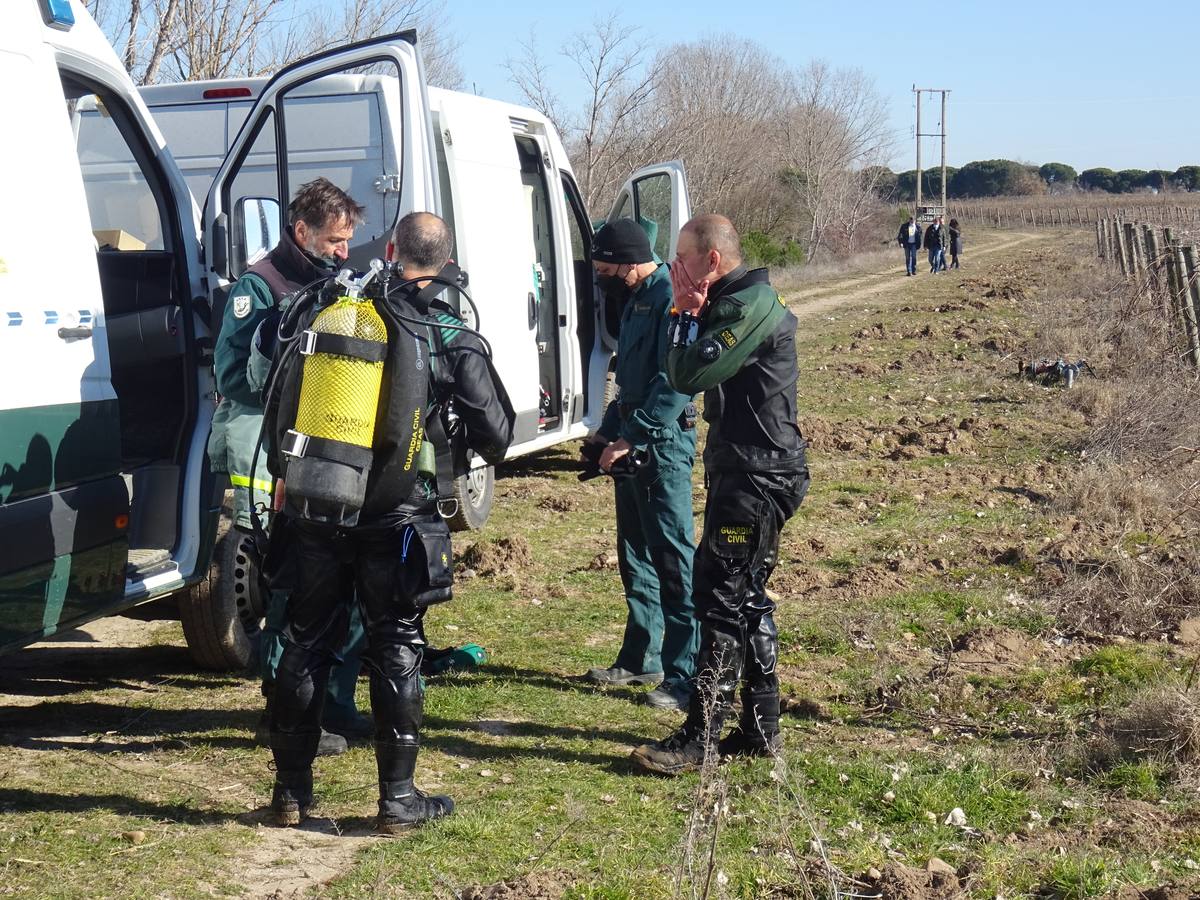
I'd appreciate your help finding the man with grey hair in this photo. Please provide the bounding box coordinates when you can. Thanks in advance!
[212,177,370,756]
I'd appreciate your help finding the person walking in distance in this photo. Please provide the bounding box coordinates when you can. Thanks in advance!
[630,214,810,775]
[948,218,963,269]
[923,216,946,273]
[896,215,922,276]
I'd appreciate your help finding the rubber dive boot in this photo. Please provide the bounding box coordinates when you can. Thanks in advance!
[719,688,782,759]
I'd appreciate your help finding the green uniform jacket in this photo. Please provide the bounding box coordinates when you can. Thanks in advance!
[667,266,806,474]
[598,264,694,448]
[207,229,330,528]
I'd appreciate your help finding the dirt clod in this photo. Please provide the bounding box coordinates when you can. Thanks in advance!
[870,861,961,900]
[460,870,570,899]
[460,536,534,577]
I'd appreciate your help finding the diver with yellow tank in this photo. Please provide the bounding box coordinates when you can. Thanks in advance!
[255,211,514,833]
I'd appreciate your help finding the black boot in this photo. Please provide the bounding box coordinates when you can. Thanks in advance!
[719,687,782,759]
[270,768,314,827]
[375,740,454,834]
[630,726,709,775]
[267,730,319,827]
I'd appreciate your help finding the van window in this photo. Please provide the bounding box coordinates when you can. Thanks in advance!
[634,173,673,262]
[73,97,167,251]
[227,108,279,275]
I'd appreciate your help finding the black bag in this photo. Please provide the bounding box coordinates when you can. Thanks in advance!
[397,516,454,608]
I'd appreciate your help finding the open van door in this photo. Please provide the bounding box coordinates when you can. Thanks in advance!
[203,32,438,293]
[180,32,437,670]
[599,161,691,350]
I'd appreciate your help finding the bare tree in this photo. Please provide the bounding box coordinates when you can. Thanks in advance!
[507,15,659,210]
[503,29,566,137]
[780,62,894,260]
[645,38,791,234]
[83,0,461,87]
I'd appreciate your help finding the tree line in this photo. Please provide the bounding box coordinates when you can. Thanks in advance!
[884,160,1200,201]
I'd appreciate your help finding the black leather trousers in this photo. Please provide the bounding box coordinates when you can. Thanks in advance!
[683,468,809,743]
[270,516,427,777]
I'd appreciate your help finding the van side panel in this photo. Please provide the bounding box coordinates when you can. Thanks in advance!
[0,25,129,648]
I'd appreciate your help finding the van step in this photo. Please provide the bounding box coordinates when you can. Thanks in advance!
[126,548,173,579]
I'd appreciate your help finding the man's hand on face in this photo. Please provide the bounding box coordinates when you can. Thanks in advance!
[599,437,632,473]
[669,261,709,314]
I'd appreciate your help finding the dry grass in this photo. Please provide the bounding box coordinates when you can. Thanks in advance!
[1024,252,1200,638]
[772,247,898,295]
[1089,685,1200,776]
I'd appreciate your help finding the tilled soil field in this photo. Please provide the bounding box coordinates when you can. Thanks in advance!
[3,228,1198,899]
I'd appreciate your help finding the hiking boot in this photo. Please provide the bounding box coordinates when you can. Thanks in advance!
[376,782,455,834]
[717,728,782,760]
[630,729,708,776]
[643,682,691,710]
[585,666,663,686]
[270,770,314,827]
[322,710,374,741]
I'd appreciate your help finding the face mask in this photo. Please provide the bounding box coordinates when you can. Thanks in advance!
[597,273,632,304]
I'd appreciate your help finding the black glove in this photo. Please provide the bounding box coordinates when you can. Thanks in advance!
[578,443,647,482]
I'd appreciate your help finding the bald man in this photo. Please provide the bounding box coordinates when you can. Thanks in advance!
[631,214,810,775]
[263,211,514,832]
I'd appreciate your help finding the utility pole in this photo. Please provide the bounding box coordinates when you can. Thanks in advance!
[913,86,950,224]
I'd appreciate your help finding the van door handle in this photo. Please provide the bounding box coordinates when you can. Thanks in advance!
[527,292,537,329]
[58,326,93,340]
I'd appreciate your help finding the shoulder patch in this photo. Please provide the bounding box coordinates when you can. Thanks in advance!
[719,328,737,348]
[698,338,722,362]
[232,294,253,319]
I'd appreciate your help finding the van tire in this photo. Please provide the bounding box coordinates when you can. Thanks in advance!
[447,465,494,532]
[179,517,263,671]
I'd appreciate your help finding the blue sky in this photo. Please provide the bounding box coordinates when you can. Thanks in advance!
[447,0,1200,174]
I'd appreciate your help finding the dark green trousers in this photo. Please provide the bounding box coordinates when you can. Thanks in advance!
[612,429,699,688]
[262,588,365,720]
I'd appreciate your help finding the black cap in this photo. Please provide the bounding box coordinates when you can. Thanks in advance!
[592,218,652,264]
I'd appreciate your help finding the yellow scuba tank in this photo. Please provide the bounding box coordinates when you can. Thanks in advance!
[280,267,390,527]
[294,297,386,445]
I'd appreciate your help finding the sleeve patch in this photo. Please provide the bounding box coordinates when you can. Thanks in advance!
[719,329,738,348]
[698,338,722,362]
[232,294,253,319]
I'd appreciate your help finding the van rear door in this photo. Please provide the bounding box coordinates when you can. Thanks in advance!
[598,161,691,350]
[203,33,437,288]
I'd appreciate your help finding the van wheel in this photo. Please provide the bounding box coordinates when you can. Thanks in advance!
[447,465,494,532]
[179,517,264,670]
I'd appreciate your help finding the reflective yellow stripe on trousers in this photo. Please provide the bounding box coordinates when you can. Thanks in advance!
[229,473,275,493]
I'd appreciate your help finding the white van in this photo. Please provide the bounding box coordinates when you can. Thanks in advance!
[0,1,689,670]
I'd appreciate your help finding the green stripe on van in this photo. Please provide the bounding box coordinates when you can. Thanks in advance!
[0,400,121,503]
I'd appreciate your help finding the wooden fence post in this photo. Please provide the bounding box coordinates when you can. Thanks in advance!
[1124,222,1144,277]
[1143,225,1168,315]
[1096,219,1104,258]
[1182,245,1200,367]
[1171,241,1200,366]
[1114,219,1129,276]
